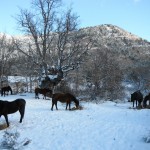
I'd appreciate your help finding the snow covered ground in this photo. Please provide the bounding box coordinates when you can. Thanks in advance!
[0,93,150,150]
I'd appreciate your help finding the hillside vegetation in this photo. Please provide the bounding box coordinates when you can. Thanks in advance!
[0,24,150,100]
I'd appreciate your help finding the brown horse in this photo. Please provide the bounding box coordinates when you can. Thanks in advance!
[131,91,143,107]
[0,99,26,127]
[51,93,79,111]
[35,87,52,99]
[1,86,12,96]
[143,93,150,108]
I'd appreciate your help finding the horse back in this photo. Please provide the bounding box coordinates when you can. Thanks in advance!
[35,88,52,94]
[137,92,143,101]
[52,93,67,103]
[7,99,26,114]
[52,93,79,104]
[131,91,143,102]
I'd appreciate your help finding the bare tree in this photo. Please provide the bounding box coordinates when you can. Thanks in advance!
[82,47,123,100]
[15,0,61,75]
[127,64,150,93]
[14,0,93,89]
[0,34,15,87]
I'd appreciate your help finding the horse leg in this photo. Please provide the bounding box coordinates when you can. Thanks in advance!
[138,101,141,108]
[10,89,13,95]
[136,100,138,107]
[51,99,58,110]
[66,102,68,110]
[1,89,4,96]
[51,102,54,111]
[4,114,9,127]
[43,94,46,99]
[143,99,146,108]
[35,93,39,99]
[19,108,25,123]
[55,101,58,110]
[133,100,134,107]
[68,102,71,110]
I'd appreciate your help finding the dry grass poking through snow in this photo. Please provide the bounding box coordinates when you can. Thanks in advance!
[0,124,7,130]
[70,105,84,111]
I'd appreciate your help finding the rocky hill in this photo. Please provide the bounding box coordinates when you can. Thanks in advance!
[79,24,150,69]
[1,24,150,71]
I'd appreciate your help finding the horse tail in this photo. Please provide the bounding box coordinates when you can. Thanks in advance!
[22,100,26,118]
[18,99,26,122]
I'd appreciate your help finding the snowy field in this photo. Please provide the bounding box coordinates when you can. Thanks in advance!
[0,93,150,150]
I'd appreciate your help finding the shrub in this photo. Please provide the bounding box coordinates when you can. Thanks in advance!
[0,130,31,150]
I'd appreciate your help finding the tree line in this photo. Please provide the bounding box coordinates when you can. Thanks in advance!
[0,0,149,101]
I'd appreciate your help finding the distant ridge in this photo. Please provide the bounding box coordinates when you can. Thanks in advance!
[80,24,149,42]
[1,24,150,69]
[79,24,150,68]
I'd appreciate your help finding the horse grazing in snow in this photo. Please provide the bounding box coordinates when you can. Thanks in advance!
[131,91,143,108]
[143,93,150,108]
[51,93,79,111]
[1,86,12,96]
[35,87,52,99]
[0,99,26,127]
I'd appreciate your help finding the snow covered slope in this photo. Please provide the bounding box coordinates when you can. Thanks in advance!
[0,93,150,150]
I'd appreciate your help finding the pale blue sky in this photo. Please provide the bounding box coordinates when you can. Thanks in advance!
[0,0,150,41]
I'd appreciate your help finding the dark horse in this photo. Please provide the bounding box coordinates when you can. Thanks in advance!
[143,93,150,108]
[51,93,79,111]
[0,99,26,127]
[131,91,143,108]
[1,86,12,96]
[35,87,52,99]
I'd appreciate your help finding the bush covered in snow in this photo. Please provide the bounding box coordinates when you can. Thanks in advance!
[0,130,31,150]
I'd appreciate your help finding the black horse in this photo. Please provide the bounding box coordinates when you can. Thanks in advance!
[1,86,12,96]
[143,93,150,108]
[0,99,26,127]
[35,87,52,99]
[51,93,79,111]
[131,91,143,108]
